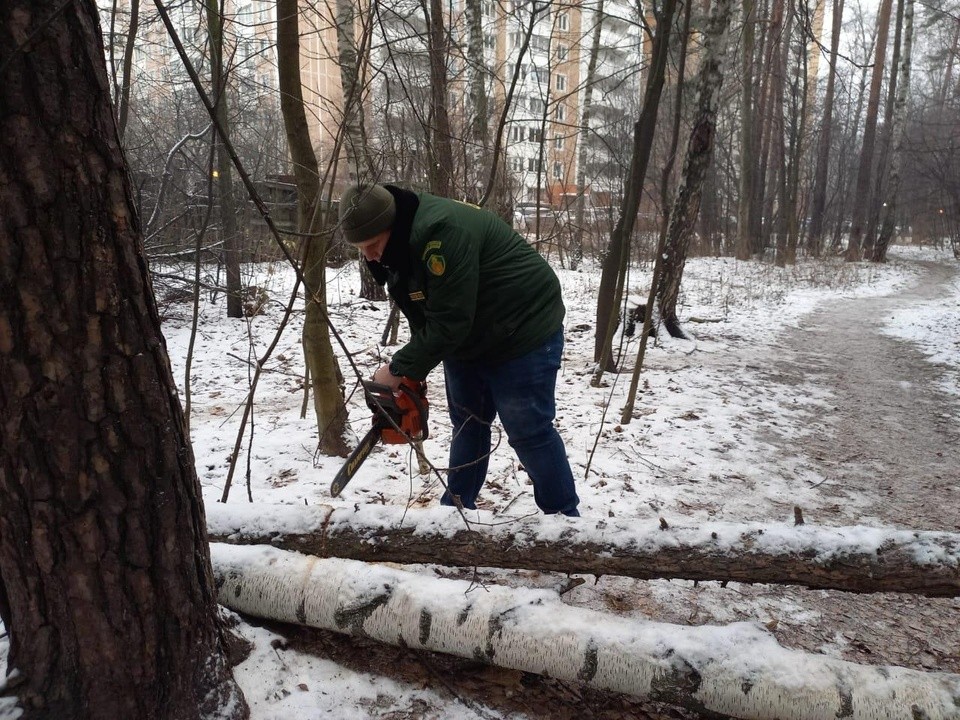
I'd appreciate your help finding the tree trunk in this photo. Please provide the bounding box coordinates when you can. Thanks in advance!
[874,0,915,262]
[207,504,960,597]
[277,0,350,457]
[336,0,386,301]
[427,0,455,197]
[771,0,790,268]
[658,0,735,337]
[465,0,490,202]
[0,2,248,717]
[213,544,960,719]
[735,0,756,261]
[621,1,693,422]
[807,0,845,257]
[751,0,781,254]
[845,0,895,261]
[783,0,807,265]
[207,0,243,317]
[115,0,139,140]
[863,0,905,257]
[592,0,677,375]
[571,0,605,271]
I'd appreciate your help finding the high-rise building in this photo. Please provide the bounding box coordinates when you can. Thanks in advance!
[99,0,646,210]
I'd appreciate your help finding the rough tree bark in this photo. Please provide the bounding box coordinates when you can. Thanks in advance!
[0,2,248,717]
[212,544,960,720]
[658,0,735,338]
[278,0,349,457]
[207,504,960,597]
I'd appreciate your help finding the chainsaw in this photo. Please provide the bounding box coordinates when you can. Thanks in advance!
[330,378,429,497]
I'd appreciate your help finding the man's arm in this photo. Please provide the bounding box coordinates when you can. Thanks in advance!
[387,228,479,380]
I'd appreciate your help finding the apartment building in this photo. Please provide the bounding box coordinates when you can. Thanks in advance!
[100,0,645,211]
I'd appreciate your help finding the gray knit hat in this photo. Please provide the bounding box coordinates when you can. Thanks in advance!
[339,184,396,244]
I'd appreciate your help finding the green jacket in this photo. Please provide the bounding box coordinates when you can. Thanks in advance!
[370,188,565,380]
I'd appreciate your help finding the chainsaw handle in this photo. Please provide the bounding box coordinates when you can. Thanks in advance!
[396,379,429,441]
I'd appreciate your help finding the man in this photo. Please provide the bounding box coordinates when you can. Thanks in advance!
[339,183,580,517]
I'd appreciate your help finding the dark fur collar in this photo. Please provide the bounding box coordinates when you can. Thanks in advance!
[366,185,419,284]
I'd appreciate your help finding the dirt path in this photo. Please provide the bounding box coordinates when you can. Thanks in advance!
[765,259,960,530]
[744,258,960,667]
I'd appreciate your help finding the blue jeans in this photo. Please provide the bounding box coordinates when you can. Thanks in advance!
[440,329,580,516]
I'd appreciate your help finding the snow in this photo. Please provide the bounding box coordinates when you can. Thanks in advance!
[1,244,958,718]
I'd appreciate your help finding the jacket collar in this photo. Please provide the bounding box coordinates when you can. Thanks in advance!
[366,185,419,282]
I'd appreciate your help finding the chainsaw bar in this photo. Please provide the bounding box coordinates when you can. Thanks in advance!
[330,424,382,498]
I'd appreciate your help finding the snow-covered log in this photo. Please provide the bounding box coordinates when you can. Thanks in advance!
[211,544,960,720]
[206,504,960,597]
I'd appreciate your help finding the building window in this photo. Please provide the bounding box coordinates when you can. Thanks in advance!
[555,104,566,122]
[531,35,551,52]
[528,127,543,143]
[553,161,563,180]
[510,126,523,142]
[554,135,564,150]
[555,74,566,91]
[557,12,569,30]
[556,44,568,60]
[529,97,545,114]
[528,157,541,172]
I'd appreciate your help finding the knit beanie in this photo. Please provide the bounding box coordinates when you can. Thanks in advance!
[339,184,396,244]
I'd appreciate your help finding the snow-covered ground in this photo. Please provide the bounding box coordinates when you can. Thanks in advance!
[2,244,958,718]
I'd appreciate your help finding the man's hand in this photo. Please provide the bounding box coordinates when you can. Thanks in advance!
[372,363,403,390]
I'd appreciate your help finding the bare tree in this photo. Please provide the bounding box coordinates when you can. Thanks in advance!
[736,0,757,260]
[658,0,736,337]
[571,0,605,271]
[337,0,385,301]
[206,0,243,316]
[807,0,845,256]
[278,0,350,456]
[874,0,916,262]
[592,0,678,376]
[845,0,895,261]
[0,1,248,717]
[426,0,456,196]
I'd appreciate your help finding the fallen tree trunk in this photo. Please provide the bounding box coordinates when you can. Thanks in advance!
[211,544,960,720]
[206,504,960,597]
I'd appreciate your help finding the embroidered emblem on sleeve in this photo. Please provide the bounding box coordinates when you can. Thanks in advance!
[426,254,446,276]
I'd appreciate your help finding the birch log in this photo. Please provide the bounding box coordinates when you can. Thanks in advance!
[206,504,960,596]
[212,544,960,719]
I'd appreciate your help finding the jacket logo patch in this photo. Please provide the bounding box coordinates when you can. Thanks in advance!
[427,254,446,276]
[409,291,425,301]
[422,240,442,258]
